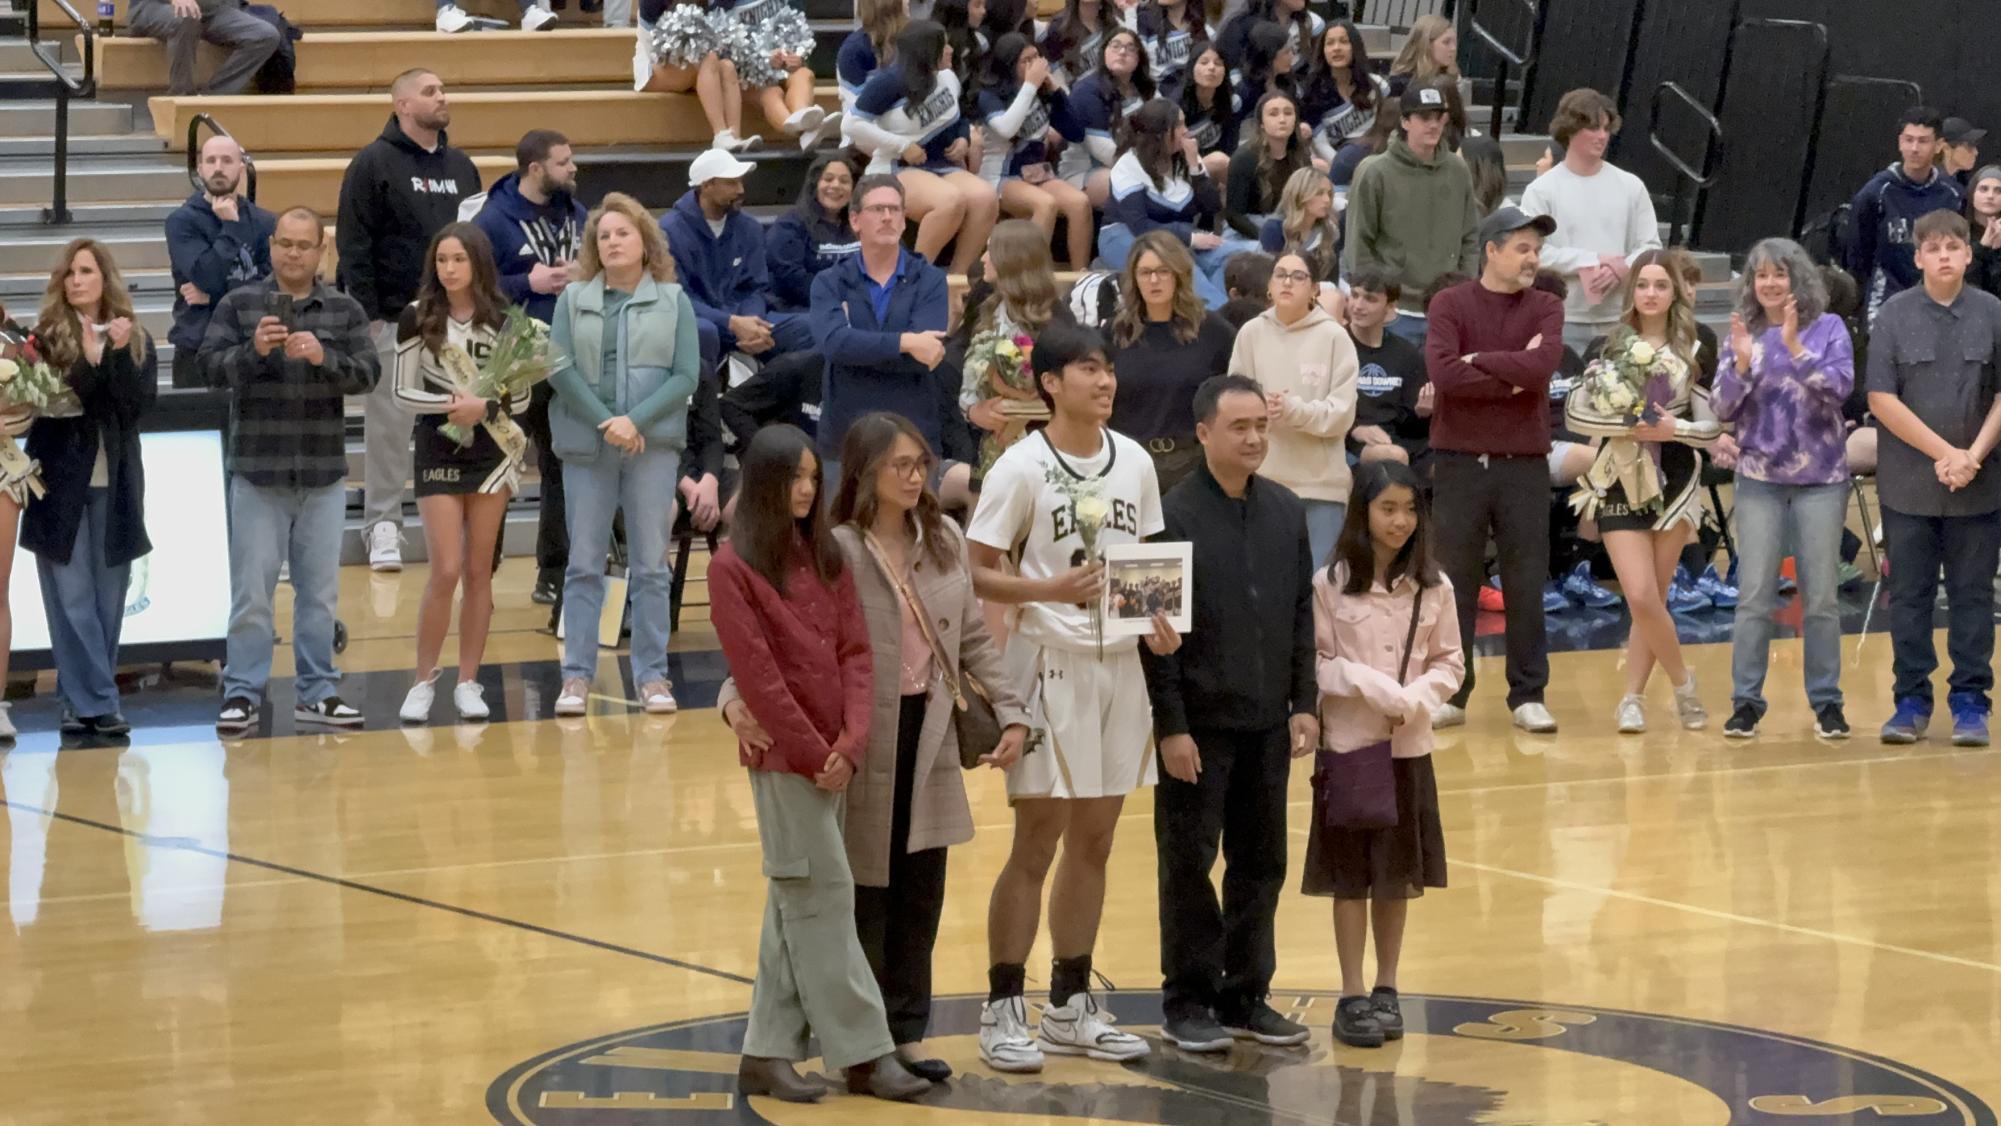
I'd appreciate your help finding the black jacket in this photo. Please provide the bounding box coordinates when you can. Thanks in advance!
[22,335,159,568]
[335,116,482,320]
[1139,460,1316,737]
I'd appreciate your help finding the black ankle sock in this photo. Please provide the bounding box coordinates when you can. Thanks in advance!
[1050,954,1092,1006]
[988,962,1026,1004]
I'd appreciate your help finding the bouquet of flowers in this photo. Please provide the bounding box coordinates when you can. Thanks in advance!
[1044,465,1110,655]
[438,307,560,447]
[0,328,71,412]
[1574,333,1670,426]
[1566,330,1684,517]
[964,326,1047,475]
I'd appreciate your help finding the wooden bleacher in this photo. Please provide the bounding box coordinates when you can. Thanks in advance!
[92,29,638,92]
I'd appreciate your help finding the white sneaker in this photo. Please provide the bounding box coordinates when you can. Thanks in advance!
[1430,702,1466,729]
[713,129,738,150]
[435,3,474,32]
[780,104,824,137]
[1615,694,1646,734]
[1673,673,1707,730]
[1512,701,1559,733]
[0,701,18,739]
[520,4,557,30]
[978,995,1045,1073]
[799,109,842,150]
[639,680,678,715]
[555,677,590,717]
[367,521,403,572]
[399,673,437,724]
[1039,992,1150,1062]
[454,680,490,721]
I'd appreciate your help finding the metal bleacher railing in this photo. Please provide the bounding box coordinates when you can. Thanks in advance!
[1464,0,1541,140]
[186,112,258,202]
[18,0,97,224]
[1647,81,1723,249]
[1354,0,1452,33]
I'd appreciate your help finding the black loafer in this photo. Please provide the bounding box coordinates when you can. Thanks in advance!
[896,1049,952,1083]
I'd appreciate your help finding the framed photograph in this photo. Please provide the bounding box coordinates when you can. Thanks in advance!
[1102,541,1193,636]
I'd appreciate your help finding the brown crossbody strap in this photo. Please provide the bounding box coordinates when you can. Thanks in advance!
[861,530,968,711]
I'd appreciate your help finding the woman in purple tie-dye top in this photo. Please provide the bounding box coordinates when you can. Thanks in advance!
[1710,237,1856,741]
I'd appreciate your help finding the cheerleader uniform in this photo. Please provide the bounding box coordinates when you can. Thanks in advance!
[392,308,531,498]
[1563,343,1722,534]
[712,0,814,89]
[976,80,1084,186]
[1301,71,1390,163]
[0,405,35,507]
[1058,70,1142,188]
[1137,2,1206,96]
[849,65,971,176]
[1101,150,1233,308]
[1183,85,1242,159]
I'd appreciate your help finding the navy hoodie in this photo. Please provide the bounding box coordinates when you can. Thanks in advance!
[165,192,275,354]
[766,185,859,312]
[335,116,482,320]
[659,189,773,352]
[1846,161,1966,306]
[465,171,586,324]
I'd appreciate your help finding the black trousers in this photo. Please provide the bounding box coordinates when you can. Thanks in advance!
[525,381,567,574]
[1432,451,1550,710]
[1882,505,2000,707]
[852,694,949,1045]
[1155,725,1290,1019]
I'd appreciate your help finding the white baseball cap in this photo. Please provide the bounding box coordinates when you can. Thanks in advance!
[688,147,756,185]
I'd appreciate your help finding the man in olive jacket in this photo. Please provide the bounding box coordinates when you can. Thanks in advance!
[1139,374,1319,1055]
[1342,81,1482,330]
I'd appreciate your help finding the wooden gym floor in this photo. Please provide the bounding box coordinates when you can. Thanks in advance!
[0,562,1996,1124]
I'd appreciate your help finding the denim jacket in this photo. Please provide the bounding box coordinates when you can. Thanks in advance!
[546,274,701,464]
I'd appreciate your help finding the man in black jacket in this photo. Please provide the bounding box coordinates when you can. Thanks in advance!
[336,67,482,573]
[1140,373,1318,1055]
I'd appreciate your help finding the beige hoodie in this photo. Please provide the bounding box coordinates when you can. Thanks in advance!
[1226,303,1359,502]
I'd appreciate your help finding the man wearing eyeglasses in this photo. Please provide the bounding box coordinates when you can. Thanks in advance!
[809,176,968,500]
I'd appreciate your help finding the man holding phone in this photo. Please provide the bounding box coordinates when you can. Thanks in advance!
[200,207,381,733]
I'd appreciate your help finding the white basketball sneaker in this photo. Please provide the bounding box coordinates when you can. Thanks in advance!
[1038,991,1150,1062]
[978,995,1045,1073]
[435,4,474,32]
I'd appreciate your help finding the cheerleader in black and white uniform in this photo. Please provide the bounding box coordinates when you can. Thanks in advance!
[0,312,37,739]
[392,224,530,725]
[638,0,755,152]
[714,0,845,151]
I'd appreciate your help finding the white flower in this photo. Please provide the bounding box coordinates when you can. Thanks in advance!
[0,359,16,385]
[1627,341,1657,366]
[1074,494,1110,527]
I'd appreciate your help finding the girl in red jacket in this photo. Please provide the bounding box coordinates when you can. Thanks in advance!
[705,423,929,1105]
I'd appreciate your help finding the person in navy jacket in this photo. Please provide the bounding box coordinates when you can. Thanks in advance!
[464,130,587,326]
[809,175,974,509]
[660,148,817,366]
[166,135,274,388]
[767,152,863,312]
[975,34,1092,268]
[1100,98,1237,308]
[1846,105,1968,324]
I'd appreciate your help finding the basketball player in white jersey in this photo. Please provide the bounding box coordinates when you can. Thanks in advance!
[965,320,1180,1071]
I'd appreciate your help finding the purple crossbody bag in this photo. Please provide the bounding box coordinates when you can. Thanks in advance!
[1312,583,1424,831]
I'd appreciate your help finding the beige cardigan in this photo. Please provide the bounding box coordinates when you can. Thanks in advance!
[719,521,1030,887]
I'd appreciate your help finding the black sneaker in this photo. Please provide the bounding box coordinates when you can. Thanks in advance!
[1162,1010,1233,1053]
[1370,987,1404,1040]
[1722,703,1760,739]
[296,696,365,727]
[1815,703,1850,740]
[1220,1001,1310,1046]
[1333,995,1385,1048]
[91,712,131,736]
[216,696,258,732]
[532,570,561,605]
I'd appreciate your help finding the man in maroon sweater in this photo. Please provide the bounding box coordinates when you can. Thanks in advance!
[1424,206,1567,733]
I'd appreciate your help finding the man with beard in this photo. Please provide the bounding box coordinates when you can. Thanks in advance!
[1520,88,1660,352]
[1140,372,1316,1054]
[336,68,482,573]
[167,135,275,389]
[660,149,818,369]
[466,129,589,603]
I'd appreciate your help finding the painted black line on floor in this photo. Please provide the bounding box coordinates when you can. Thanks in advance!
[1,798,754,986]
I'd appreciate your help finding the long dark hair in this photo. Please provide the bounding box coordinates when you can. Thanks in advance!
[1241,89,1308,211]
[1097,27,1157,100]
[793,151,860,234]
[1043,0,1103,77]
[1241,20,1298,101]
[979,31,1035,98]
[1125,97,1188,189]
[935,0,984,85]
[413,222,508,356]
[1303,20,1377,115]
[734,424,844,595]
[982,0,1034,39]
[832,412,956,570]
[1333,460,1437,593]
[895,20,948,104]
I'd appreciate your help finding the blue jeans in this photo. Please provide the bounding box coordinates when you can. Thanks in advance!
[561,447,681,684]
[1881,504,1999,708]
[1096,223,1233,310]
[1303,500,1346,569]
[37,486,130,717]
[1729,477,1846,714]
[222,478,346,705]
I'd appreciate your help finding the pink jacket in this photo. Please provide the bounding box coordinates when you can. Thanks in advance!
[1313,564,1465,758]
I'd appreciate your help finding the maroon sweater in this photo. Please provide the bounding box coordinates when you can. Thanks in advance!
[708,541,874,778]
[1423,281,1566,456]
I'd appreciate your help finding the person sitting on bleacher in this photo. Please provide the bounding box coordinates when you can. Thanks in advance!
[976,34,1093,270]
[680,363,734,531]
[166,135,274,390]
[837,0,908,129]
[1179,44,1240,184]
[1213,0,1319,77]
[128,0,281,98]
[660,148,818,368]
[713,0,844,150]
[637,0,754,152]
[767,152,864,313]
[434,0,557,33]
[1064,27,1157,209]
[1100,98,1235,309]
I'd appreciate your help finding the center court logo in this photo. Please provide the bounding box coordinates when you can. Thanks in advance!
[487,991,1994,1124]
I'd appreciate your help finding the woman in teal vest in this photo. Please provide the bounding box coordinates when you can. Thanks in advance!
[547,191,702,718]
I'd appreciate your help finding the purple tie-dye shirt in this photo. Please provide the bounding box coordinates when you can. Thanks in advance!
[1711,313,1856,486]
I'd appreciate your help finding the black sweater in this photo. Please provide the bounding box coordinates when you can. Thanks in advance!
[22,335,158,568]
[1223,142,1306,238]
[1139,461,1316,737]
[1107,313,1237,441]
[335,117,482,320]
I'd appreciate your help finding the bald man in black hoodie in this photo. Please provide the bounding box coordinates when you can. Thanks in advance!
[336,67,482,573]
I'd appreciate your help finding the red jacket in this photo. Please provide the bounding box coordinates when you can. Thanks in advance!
[707,541,874,777]
[1424,280,1566,457]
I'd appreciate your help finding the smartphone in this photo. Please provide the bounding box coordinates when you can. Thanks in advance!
[264,292,294,329]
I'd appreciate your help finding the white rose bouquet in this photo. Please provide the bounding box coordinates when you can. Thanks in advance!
[1045,466,1110,655]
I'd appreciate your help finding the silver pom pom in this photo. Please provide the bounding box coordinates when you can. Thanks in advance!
[648,4,721,70]
[729,4,813,89]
